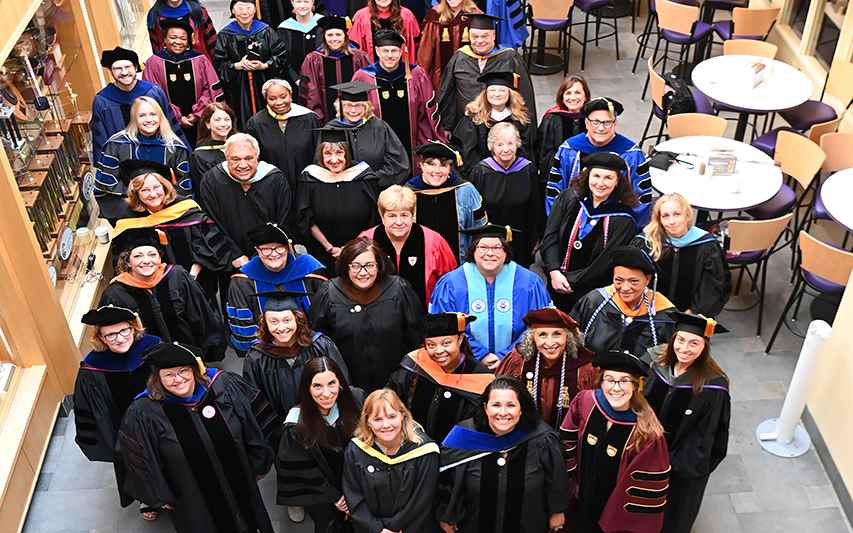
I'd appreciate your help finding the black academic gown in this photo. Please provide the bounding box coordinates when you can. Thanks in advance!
[386,350,492,443]
[188,140,226,199]
[537,109,586,184]
[452,115,536,177]
[295,162,381,271]
[73,334,158,507]
[467,156,543,268]
[276,19,322,82]
[308,276,424,392]
[326,117,410,188]
[119,370,278,533]
[644,365,731,533]
[343,430,440,533]
[437,419,570,533]
[98,264,223,356]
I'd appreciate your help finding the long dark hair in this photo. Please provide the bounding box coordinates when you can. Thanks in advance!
[570,166,639,207]
[655,332,729,394]
[473,376,539,433]
[147,0,205,29]
[295,356,361,450]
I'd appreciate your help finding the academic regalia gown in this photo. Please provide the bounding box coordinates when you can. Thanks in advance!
[631,228,731,317]
[418,9,481,93]
[571,286,677,361]
[213,20,292,129]
[437,45,536,131]
[295,162,381,271]
[91,81,187,167]
[197,161,293,258]
[467,156,542,268]
[326,117,410,188]
[188,139,226,197]
[227,254,328,353]
[348,7,421,62]
[541,193,637,311]
[353,61,446,172]
[308,275,424,391]
[277,14,324,84]
[485,0,529,48]
[95,132,191,220]
[495,343,596,429]
[343,430,440,533]
[245,104,322,195]
[561,389,670,533]
[547,132,651,224]
[387,348,493,443]
[119,370,278,533]
[405,174,488,262]
[142,49,224,149]
[259,0,295,29]
[452,115,536,177]
[359,223,458,310]
[644,364,730,533]
[147,2,218,61]
[429,261,553,360]
[537,107,586,184]
[298,47,372,122]
[99,264,223,356]
[437,419,570,533]
[73,334,159,507]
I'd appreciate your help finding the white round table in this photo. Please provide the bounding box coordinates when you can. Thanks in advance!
[650,136,783,211]
[692,55,813,141]
[819,168,853,233]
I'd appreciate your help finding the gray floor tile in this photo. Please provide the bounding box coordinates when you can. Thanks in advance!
[694,494,744,533]
[23,488,121,532]
[737,507,849,532]
[705,454,752,496]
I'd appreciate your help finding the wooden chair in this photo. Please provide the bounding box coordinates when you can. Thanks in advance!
[709,6,780,55]
[640,57,668,149]
[751,109,844,155]
[723,39,777,59]
[777,58,853,132]
[525,0,575,75]
[666,113,728,138]
[725,213,793,336]
[809,132,853,244]
[765,230,853,353]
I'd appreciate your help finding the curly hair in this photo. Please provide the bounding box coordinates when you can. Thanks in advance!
[256,309,314,348]
[354,388,424,448]
[125,172,178,212]
[643,193,693,261]
[90,321,145,352]
[466,87,529,126]
[569,166,639,207]
[515,325,584,362]
[369,0,405,35]
[115,248,163,274]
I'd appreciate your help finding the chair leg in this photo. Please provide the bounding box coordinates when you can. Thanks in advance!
[765,277,804,353]
[582,11,591,70]
[640,108,655,149]
[613,13,620,60]
[791,283,806,321]
[734,265,746,296]
[756,257,768,336]
[631,13,655,74]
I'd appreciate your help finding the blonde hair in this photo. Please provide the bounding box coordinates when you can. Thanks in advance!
[90,321,145,352]
[595,369,664,452]
[643,193,694,261]
[124,96,182,150]
[377,185,416,216]
[354,389,424,448]
[467,88,529,126]
[437,0,478,22]
[333,99,375,121]
[126,172,178,211]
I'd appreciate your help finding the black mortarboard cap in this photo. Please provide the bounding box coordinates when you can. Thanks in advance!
[672,311,728,339]
[81,305,139,327]
[250,290,310,312]
[591,349,649,377]
[112,227,164,255]
[464,13,503,30]
[313,125,350,144]
[373,29,405,47]
[412,312,476,338]
[581,97,624,118]
[118,159,173,183]
[329,80,378,102]
[608,246,659,275]
[317,15,349,32]
[459,224,519,243]
[477,71,518,90]
[581,151,630,174]
[160,16,194,36]
[143,341,204,369]
[247,222,296,246]
[413,141,462,166]
[100,46,141,69]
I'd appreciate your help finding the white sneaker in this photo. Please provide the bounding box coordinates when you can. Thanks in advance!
[288,505,305,523]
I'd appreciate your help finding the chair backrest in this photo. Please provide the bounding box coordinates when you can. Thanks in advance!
[528,0,575,19]
[807,110,846,144]
[648,57,665,110]
[799,230,853,287]
[666,113,728,138]
[727,213,793,254]
[819,132,853,173]
[774,131,826,190]
[656,0,699,35]
[723,39,778,58]
[731,6,780,39]
[825,58,853,108]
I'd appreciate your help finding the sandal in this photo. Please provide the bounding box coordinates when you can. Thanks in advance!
[139,504,159,521]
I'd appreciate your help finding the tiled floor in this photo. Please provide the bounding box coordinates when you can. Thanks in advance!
[20,3,853,532]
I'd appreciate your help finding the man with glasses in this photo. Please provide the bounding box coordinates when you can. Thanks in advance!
[227,222,327,354]
[430,224,552,369]
[547,97,652,226]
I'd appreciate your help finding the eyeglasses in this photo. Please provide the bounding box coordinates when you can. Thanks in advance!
[101,326,132,342]
[348,262,378,273]
[139,184,163,194]
[342,103,365,110]
[602,378,636,390]
[257,245,287,256]
[588,119,616,129]
[232,5,255,13]
[160,367,193,383]
[476,244,504,254]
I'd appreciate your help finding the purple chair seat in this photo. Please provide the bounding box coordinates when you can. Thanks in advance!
[804,269,846,292]
[813,185,829,219]
[703,0,748,11]
[727,249,764,263]
[661,21,713,44]
[691,88,714,114]
[711,20,761,40]
[533,18,570,30]
[746,183,796,219]
[751,126,803,155]
[575,0,610,11]
[779,100,838,132]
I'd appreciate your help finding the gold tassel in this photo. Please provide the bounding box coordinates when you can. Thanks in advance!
[255,0,262,18]
[133,312,144,331]
[505,225,513,243]
[195,355,205,375]
[404,44,412,81]
[512,73,519,89]
[638,376,644,392]
[155,229,169,246]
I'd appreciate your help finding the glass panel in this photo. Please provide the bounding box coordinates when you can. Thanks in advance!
[788,0,810,37]
[818,0,844,69]
[113,0,150,49]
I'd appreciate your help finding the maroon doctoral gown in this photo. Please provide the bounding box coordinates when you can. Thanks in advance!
[298,47,372,122]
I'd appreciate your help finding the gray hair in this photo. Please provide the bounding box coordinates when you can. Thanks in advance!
[487,122,521,153]
[516,325,584,362]
[224,132,260,157]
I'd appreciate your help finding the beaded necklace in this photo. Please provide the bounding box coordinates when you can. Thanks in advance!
[582,288,658,348]
[531,349,568,430]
